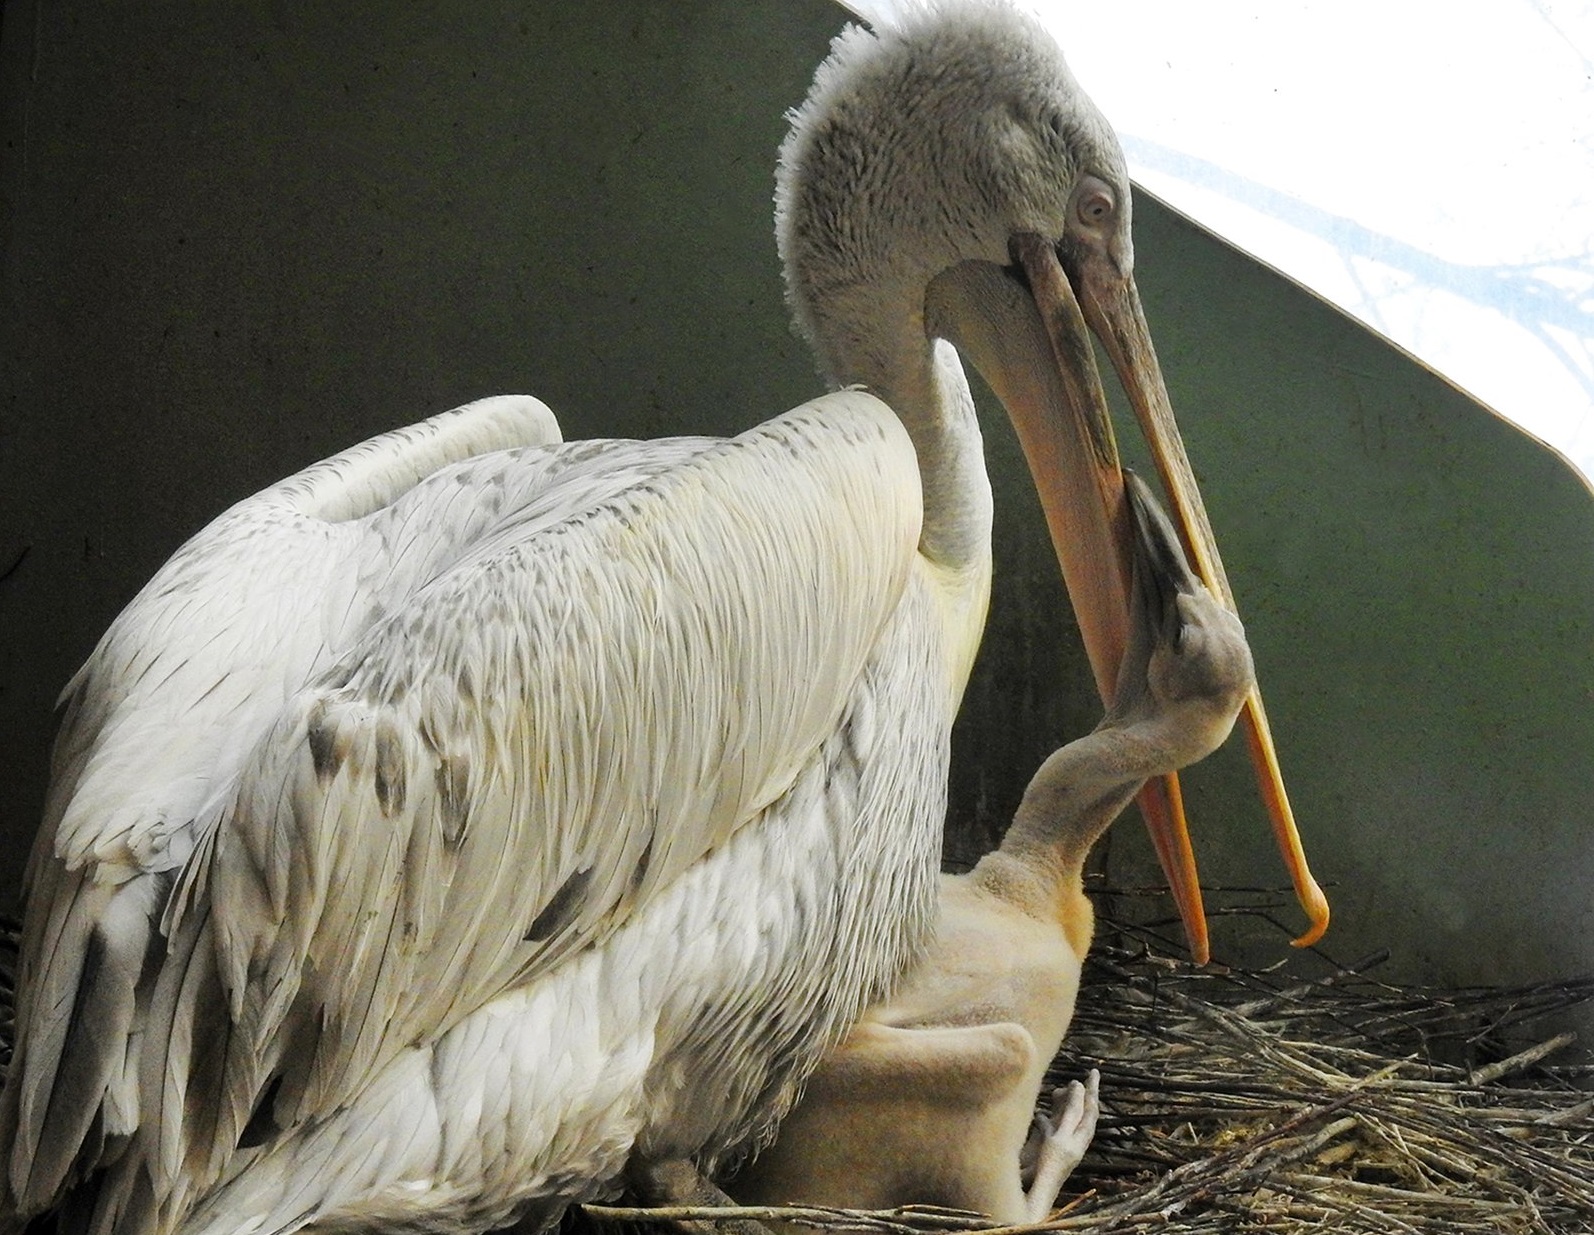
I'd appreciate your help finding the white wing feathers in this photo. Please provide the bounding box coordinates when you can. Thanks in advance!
[49,395,563,876]
[5,389,925,1235]
[146,396,922,1213]
[3,395,562,1219]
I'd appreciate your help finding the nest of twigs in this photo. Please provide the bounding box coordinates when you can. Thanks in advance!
[1042,889,1594,1233]
[588,888,1594,1235]
[3,897,1591,1233]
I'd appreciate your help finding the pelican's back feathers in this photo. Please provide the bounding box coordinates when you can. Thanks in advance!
[2,389,928,1235]
[2,395,562,1222]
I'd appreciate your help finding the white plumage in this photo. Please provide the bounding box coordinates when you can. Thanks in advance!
[0,4,1306,1233]
[4,386,970,1234]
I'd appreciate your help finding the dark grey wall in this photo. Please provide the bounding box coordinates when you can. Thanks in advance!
[0,0,852,856]
[3,2,1591,1043]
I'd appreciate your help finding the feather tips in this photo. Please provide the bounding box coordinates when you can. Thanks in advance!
[196,395,923,1139]
[2,396,565,1228]
[8,390,926,1235]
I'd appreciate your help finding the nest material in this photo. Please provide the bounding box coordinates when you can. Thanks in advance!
[589,888,1594,1235]
[1043,891,1594,1234]
[2,898,1590,1233]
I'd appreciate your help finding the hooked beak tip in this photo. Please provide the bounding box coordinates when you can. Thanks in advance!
[1290,880,1332,949]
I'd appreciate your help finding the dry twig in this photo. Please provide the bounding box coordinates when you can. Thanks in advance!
[584,889,1594,1235]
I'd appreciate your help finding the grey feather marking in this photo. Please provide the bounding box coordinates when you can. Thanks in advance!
[305,702,341,784]
[627,833,654,898]
[23,878,157,1211]
[373,723,407,817]
[28,927,110,1201]
[435,754,471,848]
[524,867,593,943]
[236,1075,284,1150]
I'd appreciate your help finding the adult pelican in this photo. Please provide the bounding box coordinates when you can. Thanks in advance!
[0,4,1324,1234]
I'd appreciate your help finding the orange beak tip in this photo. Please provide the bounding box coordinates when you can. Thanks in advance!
[1288,882,1332,949]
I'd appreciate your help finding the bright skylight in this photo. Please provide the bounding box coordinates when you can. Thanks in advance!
[1042,1,1594,485]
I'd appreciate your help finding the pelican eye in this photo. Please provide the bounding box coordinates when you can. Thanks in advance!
[1073,176,1115,228]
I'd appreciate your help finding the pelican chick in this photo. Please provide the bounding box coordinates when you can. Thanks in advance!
[729,474,1255,1223]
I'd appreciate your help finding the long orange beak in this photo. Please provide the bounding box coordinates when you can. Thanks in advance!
[1076,256,1329,952]
[925,239,1329,962]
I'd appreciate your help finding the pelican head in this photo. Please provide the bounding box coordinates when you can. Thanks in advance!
[779,1,1328,955]
[779,5,1129,365]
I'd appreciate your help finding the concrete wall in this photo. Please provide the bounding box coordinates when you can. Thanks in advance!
[3,2,1591,1039]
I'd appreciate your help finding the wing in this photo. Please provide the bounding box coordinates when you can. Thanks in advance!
[1,395,563,1219]
[137,392,925,1226]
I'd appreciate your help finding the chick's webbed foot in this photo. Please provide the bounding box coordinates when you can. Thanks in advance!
[1021,1069,1099,1220]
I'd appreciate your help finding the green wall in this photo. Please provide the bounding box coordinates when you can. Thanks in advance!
[2,2,1589,1041]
